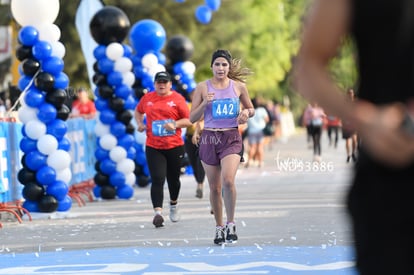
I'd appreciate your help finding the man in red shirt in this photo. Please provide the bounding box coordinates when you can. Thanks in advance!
[71,88,96,119]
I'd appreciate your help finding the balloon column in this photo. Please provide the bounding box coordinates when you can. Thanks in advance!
[128,19,168,188]
[165,35,197,101]
[90,6,136,200]
[11,0,72,213]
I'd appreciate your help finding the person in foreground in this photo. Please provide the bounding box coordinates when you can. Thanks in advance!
[294,1,414,274]
[190,49,254,245]
[135,71,192,228]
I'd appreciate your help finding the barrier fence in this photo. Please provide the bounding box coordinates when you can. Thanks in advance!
[0,117,97,205]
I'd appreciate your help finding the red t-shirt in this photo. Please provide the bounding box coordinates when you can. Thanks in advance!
[71,99,96,116]
[136,91,189,149]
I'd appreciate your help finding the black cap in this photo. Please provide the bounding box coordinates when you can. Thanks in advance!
[154,71,171,82]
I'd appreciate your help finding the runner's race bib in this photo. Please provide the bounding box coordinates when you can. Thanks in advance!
[152,119,175,136]
[212,98,239,119]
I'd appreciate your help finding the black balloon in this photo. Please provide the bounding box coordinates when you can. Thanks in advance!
[134,87,145,100]
[56,104,70,121]
[137,175,150,187]
[90,6,130,45]
[38,195,58,213]
[94,172,109,187]
[45,88,67,108]
[21,58,41,76]
[18,167,36,185]
[93,61,99,72]
[98,84,114,99]
[100,185,117,199]
[134,163,142,176]
[166,35,194,64]
[16,45,33,61]
[116,110,133,125]
[22,183,45,201]
[35,72,55,92]
[93,72,107,86]
[109,97,125,113]
[126,123,135,134]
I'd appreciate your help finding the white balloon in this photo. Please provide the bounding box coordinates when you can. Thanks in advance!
[106,43,124,61]
[11,0,60,27]
[116,158,135,174]
[99,134,118,150]
[50,41,66,58]
[94,121,110,137]
[109,146,127,163]
[47,149,71,171]
[114,57,133,73]
[125,172,136,186]
[149,64,166,78]
[182,61,196,75]
[122,71,135,87]
[56,168,72,184]
[38,23,61,43]
[18,105,38,124]
[25,119,46,140]
[141,53,158,68]
[37,134,58,155]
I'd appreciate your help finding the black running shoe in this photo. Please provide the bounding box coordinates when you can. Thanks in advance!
[214,226,226,245]
[152,214,164,228]
[226,223,238,243]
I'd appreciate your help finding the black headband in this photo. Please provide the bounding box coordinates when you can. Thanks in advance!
[211,50,232,66]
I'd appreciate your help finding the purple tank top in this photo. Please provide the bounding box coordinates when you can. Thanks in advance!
[204,79,240,128]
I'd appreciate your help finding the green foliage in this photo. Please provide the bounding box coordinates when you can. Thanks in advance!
[26,0,356,119]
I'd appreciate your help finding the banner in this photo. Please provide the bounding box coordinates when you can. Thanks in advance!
[75,0,104,92]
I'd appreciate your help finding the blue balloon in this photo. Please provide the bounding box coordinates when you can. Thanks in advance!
[46,180,68,201]
[20,137,37,153]
[115,85,132,99]
[124,95,137,110]
[95,97,109,111]
[23,200,39,212]
[195,5,212,24]
[127,146,136,160]
[118,133,135,149]
[109,171,126,187]
[100,158,117,175]
[99,109,116,124]
[18,26,39,46]
[37,102,57,124]
[117,184,134,199]
[110,121,126,137]
[155,51,167,65]
[93,185,101,198]
[32,40,53,61]
[97,57,114,74]
[24,88,45,108]
[36,165,57,185]
[107,71,123,86]
[25,150,47,171]
[135,152,146,166]
[93,45,107,60]
[18,75,32,91]
[54,72,69,89]
[123,44,133,57]
[42,56,64,76]
[95,147,109,161]
[58,137,71,151]
[57,195,72,211]
[129,19,166,55]
[206,0,221,11]
[47,119,67,139]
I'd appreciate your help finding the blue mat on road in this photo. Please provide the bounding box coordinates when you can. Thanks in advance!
[0,245,357,274]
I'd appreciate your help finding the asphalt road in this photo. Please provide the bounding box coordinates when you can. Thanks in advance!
[0,130,358,274]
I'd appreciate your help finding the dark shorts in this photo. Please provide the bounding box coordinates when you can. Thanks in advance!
[198,128,243,166]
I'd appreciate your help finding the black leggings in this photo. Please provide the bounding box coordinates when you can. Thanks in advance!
[145,145,184,209]
[184,135,205,184]
[311,125,322,155]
